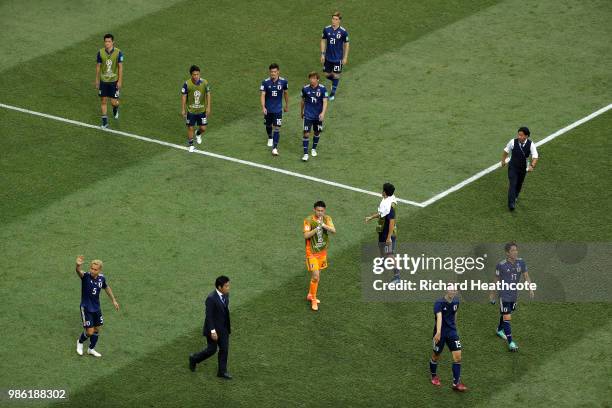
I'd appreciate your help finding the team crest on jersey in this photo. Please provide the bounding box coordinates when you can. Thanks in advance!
[316,91,320,97]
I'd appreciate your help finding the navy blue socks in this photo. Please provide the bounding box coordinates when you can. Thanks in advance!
[452,363,461,385]
[503,320,513,344]
[89,333,99,349]
[429,359,438,378]
[312,136,320,150]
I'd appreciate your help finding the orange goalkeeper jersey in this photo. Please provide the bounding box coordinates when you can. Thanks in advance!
[303,214,334,257]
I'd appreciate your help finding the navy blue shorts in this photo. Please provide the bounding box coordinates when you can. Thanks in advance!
[378,235,397,256]
[81,307,104,328]
[303,118,323,134]
[99,81,120,99]
[323,59,343,74]
[264,112,283,127]
[433,332,462,354]
[499,300,517,315]
[185,112,207,127]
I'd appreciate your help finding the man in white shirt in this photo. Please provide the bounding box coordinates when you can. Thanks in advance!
[501,127,539,211]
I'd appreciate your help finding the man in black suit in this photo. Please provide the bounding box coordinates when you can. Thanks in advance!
[189,275,232,379]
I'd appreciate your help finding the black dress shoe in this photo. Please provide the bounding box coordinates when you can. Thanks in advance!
[217,372,232,380]
[189,354,196,372]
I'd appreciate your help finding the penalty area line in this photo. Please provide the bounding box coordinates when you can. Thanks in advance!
[0,102,425,207]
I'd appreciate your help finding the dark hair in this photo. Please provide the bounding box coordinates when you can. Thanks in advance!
[313,200,326,209]
[103,33,114,41]
[190,65,200,74]
[518,126,530,137]
[269,63,279,70]
[308,71,320,79]
[332,11,342,19]
[504,241,517,252]
[383,182,395,196]
[215,275,230,289]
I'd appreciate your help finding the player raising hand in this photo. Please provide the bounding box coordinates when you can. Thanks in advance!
[75,256,119,358]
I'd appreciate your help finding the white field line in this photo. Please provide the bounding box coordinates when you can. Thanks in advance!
[418,103,612,207]
[0,103,424,207]
[2,102,610,208]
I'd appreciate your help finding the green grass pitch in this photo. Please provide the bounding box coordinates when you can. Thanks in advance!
[1,0,611,406]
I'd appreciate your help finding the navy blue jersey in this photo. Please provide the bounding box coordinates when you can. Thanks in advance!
[322,25,349,62]
[433,297,459,335]
[496,258,527,302]
[260,77,288,114]
[302,84,328,120]
[80,272,107,312]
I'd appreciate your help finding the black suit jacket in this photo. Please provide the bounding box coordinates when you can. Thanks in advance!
[203,290,231,336]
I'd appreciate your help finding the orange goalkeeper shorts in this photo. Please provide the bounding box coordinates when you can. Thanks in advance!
[306,252,328,272]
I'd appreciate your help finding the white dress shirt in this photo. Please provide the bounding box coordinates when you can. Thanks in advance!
[504,139,539,158]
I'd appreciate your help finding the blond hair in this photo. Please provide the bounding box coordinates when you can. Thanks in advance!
[90,259,104,269]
